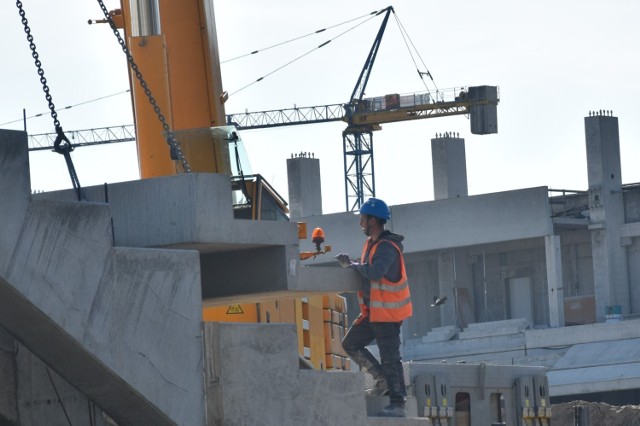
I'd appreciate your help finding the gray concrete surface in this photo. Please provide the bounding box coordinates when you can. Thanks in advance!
[2,129,364,424]
[204,322,369,425]
[585,113,630,320]
[15,343,112,426]
[406,362,547,425]
[39,173,363,303]
[0,130,205,425]
[300,187,554,265]
[431,134,468,200]
[203,321,435,425]
[548,337,640,395]
[287,156,323,219]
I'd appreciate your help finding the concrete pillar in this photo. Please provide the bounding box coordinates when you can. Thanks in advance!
[437,250,457,328]
[287,155,322,219]
[437,249,474,328]
[585,112,630,321]
[545,235,565,327]
[431,134,468,200]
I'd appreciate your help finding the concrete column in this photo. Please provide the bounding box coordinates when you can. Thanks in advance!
[287,155,322,219]
[585,112,630,321]
[545,235,565,327]
[431,133,468,200]
[437,249,474,328]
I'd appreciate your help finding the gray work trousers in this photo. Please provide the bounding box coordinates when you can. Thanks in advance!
[341,316,406,404]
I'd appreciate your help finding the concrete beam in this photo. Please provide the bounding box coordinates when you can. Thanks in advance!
[392,187,553,252]
[300,187,554,265]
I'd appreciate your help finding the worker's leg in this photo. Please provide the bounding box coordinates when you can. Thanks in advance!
[373,321,406,405]
[342,317,386,387]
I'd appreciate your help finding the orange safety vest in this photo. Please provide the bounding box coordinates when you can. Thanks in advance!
[357,239,412,323]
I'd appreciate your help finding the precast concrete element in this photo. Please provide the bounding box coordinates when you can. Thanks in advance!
[406,362,547,425]
[545,235,565,327]
[405,331,526,362]
[15,342,114,426]
[287,156,323,219]
[468,85,499,135]
[585,113,630,320]
[39,173,363,303]
[548,338,640,396]
[300,187,554,267]
[391,187,553,253]
[204,322,369,425]
[289,211,367,267]
[431,135,468,200]
[0,130,205,425]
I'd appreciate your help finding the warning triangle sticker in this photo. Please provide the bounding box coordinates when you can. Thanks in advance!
[226,305,244,314]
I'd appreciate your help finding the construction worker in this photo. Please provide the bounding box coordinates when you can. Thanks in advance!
[336,197,413,418]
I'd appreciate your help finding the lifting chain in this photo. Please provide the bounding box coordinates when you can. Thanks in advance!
[16,0,83,201]
[95,0,191,173]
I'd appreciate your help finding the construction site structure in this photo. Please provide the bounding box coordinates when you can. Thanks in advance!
[1,129,556,425]
[8,1,614,424]
[98,0,354,371]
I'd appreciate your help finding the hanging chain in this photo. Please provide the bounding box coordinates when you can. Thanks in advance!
[16,0,83,201]
[95,0,191,173]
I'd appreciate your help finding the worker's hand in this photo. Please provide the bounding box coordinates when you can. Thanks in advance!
[335,253,351,268]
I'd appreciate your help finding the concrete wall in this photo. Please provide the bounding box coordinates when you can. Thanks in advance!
[0,130,206,425]
[14,343,112,426]
[204,322,369,425]
[623,191,640,313]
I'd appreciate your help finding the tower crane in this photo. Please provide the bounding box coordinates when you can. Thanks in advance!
[27,5,498,212]
[229,5,499,211]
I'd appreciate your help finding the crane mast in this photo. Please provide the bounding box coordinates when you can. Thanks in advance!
[119,0,230,178]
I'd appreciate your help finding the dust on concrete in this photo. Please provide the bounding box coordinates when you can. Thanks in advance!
[552,400,640,426]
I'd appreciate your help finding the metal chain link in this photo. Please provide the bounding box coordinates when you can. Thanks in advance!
[16,1,59,129]
[16,0,83,200]
[95,0,191,173]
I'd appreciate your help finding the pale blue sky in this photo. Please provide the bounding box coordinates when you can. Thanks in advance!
[2,1,639,213]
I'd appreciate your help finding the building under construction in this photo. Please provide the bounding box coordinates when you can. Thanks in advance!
[2,109,639,425]
[3,0,640,425]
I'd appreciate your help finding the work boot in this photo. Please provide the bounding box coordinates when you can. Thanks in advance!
[376,403,406,417]
[365,378,389,396]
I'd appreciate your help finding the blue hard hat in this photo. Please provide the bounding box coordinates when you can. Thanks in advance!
[359,197,391,221]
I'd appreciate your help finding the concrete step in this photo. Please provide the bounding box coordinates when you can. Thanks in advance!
[422,326,457,342]
[466,318,528,330]
[366,395,419,417]
[366,417,431,425]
